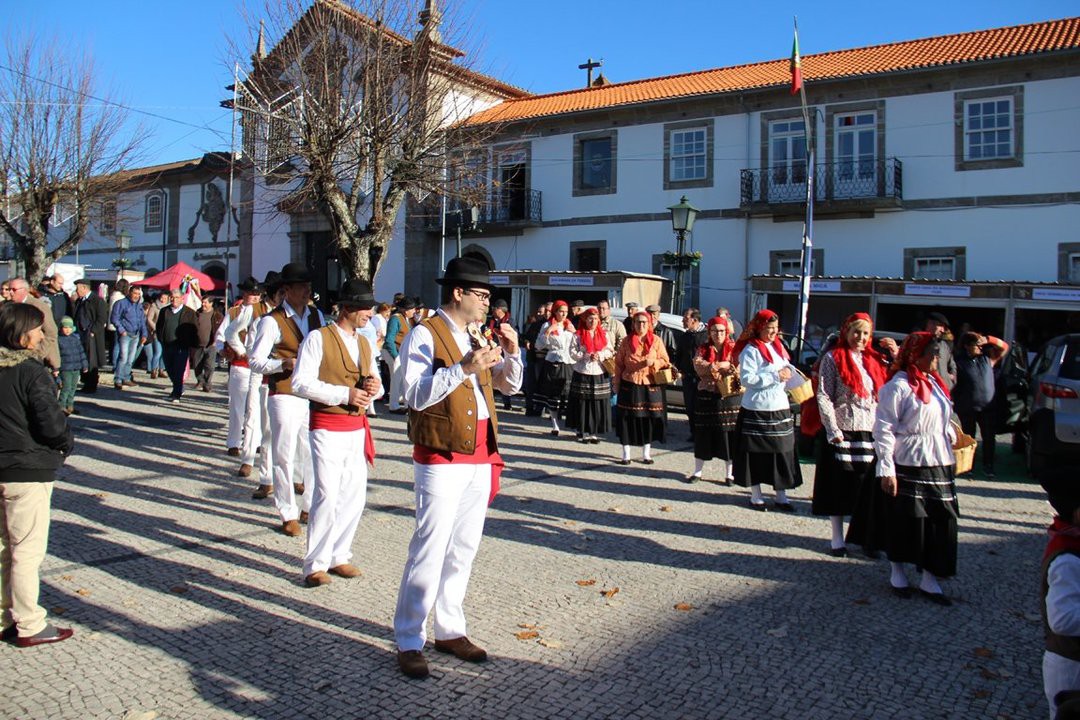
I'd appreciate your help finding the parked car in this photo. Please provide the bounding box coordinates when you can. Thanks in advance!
[610,308,687,410]
[1025,334,1080,476]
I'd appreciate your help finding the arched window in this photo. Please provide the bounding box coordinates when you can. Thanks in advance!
[144,193,163,232]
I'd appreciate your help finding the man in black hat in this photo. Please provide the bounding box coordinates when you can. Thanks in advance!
[925,312,957,391]
[383,296,418,412]
[291,279,381,587]
[249,263,325,535]
[393,257,522,679]
[218,276,264,456]
[233,271,281,491]
[569,298,586,328]
[72,278,108,393]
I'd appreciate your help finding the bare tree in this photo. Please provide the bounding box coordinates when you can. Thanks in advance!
[0,36,147,285]
[233,0,522,283]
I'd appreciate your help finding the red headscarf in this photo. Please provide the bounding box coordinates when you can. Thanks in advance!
[628,311,656,353]
[733,309,789,364]
[698,316,736,363]
[577,307,607,354]
[546,300,575,334]
[890,331,950,404]
[831,312,888,399]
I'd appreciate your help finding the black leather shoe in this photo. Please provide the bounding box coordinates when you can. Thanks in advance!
[772,502,796,513]
[829,547,848,558]
[749,501,768,512]
[616,459,630,466]
[683,474,701,484]
[640,458,655,465]
[1,625,15,642]
[919,589,953,606]
[891,585,914,599]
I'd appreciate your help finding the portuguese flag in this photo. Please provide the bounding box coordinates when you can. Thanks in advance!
[790,26,803,95]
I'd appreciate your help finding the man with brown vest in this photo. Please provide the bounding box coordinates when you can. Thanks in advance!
[393,257,522,679]
[291,279,381,587]
[249,263,324,536]
[237,272,281,492]
[217,277,264,456]
[383,296,417,413]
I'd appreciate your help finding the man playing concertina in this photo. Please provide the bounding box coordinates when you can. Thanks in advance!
[393,257,522,679]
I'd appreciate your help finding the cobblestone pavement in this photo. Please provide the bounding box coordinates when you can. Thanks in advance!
[3,374,1051,719]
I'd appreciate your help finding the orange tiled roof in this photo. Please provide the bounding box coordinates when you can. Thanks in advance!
[465,17,1080,125]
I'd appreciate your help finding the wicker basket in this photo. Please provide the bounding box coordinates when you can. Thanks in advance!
[600,357,617,377]
[785,369,815,405]
[652,367,676,385]
[718,373,744,398]
[952,422,978,475]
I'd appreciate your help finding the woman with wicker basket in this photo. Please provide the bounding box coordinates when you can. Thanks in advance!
[686,316,741,485]
[567,307,614,443]
[534,300,576,436]
[874,331,958,606]
[613,311,671,465]
[811,313,890,557]
[733,310,802,511]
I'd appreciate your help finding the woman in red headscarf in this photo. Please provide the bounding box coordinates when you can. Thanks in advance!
[873,331,958,606]
[612,311,672,464]
[686,316,740,484]
[811,313,889,557]
[732,309,801,510]
[567,307,614,443]
[534,300,577,436]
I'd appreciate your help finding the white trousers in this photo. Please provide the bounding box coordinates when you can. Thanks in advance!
[268,393,313,522]
[303,428,368,575]
[226,365,251,450]
[241,371,266,467]
[387,354,404,411]
[393,461,490,652]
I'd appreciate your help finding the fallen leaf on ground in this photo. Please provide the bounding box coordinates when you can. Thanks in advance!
[60,575,73,582]
[563,520,578,526]
[766,625,788,638]
[575,579,596,586]
[518,497,531,503]
[853,598,871,606]
[659,505,673,513]
[607,507,621,513]
[51,606,67,615]
[974,647,994,659]
[515,630,540,640]
[76,588,91,596]
[973,689,991,699]
[538,638,563,649]
[717,526,731,533]
[980,668,1002,680]
[93,493,107,499]
[517,623,541,629]
[674,603,694,612]
[600,587,619,599]
[170,586,188,594]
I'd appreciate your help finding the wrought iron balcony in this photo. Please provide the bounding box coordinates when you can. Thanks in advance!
[740,157,902,213]
[423,188,542,232]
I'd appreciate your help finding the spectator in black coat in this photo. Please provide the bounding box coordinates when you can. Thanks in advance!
[72,279,108,393]
[676,308,708,440]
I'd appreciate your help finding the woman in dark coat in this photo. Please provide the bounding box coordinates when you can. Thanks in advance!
[0,302,75,647]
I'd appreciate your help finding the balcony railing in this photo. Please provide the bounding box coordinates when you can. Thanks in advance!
[740,157,902,210]
[424,188,543,231]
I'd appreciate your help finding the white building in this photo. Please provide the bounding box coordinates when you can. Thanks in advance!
[406,16,1080,348]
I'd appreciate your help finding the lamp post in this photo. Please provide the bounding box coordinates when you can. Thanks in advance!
[452,205,480,259]
[666,195,699,314]
[116,230,132,280]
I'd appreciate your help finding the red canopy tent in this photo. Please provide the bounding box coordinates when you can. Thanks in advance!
[131,261,220,291]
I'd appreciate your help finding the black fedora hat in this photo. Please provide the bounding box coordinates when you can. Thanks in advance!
[396,296,418,311]
[280,262,312,285]
[337,279,376,308]
[436,257,493,292]
[237,276,262,294]
[262,270,282,290]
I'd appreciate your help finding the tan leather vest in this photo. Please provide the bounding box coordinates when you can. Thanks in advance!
[268,305,321,395]
[393,312,410,348]
[407,315,499,454]
[309,325,373,415]
[228,301,266,345]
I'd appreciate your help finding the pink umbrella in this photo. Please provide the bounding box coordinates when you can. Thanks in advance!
[132,261,219,291]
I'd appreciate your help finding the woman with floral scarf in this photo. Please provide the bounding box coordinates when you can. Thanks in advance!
[567,308,614,443]
[687,316,740,484]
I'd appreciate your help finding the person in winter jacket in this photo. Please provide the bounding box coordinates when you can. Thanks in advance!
[57,317,89,415]
[0,302,75,648]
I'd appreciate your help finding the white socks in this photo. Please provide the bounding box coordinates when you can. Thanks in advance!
[775,489,789,504]
[830,516,845,550]
[919,570,943,595]
[890,562,909,589]
[692,458,706,477]
[750,484,765,504]
[621,445,632,462]
[642,443,652,461]
[725,462,734,481]
[550,416,561,433]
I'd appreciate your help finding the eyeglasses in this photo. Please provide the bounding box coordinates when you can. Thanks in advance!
[462,289,491,302]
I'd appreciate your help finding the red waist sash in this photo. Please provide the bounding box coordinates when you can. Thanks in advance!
[309,410,375,466]
[412,418,504,505]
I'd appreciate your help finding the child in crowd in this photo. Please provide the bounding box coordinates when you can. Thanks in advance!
[57,316,88,415]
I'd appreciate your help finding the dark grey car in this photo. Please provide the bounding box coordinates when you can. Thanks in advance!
[1026,334,1080,476]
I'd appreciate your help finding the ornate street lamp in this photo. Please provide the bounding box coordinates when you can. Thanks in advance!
[666,195,699,313]
[116,230,132,280]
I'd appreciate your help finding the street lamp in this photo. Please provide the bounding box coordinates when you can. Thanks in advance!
[452,205,480,259]
[116,230,132,279]
[666,195,699,314]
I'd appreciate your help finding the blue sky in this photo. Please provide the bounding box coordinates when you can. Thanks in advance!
[6,0,1076,166]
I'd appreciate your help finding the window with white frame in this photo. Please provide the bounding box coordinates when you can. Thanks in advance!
[144,194,163,232]
[770,249,823,276]
[835,112,876,181]
[670,127,707,182]
[965,97,1014,161]
[913,255,956,281]
[768,119,807,200]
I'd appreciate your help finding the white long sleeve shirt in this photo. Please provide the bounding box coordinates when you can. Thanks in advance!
[738,345,792,412]
[291,323,382,406]
[221,303,261,357]
[400,308,523,419]
[535,322,576,364]
[873,372,956,477]
[1045,553,1080,718]
[248,302,325,376]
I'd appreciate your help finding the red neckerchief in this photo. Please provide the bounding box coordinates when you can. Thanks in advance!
[1045,517,1080,564]
[698,339,735,364]
[832,313,888,400]
[891,331,951,404]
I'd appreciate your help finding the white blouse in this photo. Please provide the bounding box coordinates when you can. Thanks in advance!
[535,322,576,364]
[873,372,956,477]
[568,332,614,375]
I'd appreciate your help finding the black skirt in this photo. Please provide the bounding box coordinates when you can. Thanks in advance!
[616,381,665,446]
[811,430,875,516]
[732,407,801,490]
[694,390,740,461]
[535,361,572,416]
[567,371,612,436]
[883,464,959,578]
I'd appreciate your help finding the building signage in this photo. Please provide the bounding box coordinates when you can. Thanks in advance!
[488,275,510,286]
[549,276,595,287]
[904,284,971,298]
[193,251,237,261]
[1032,288,1080,303]
[782,280,842,293]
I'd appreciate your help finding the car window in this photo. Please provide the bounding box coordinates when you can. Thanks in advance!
[1061,342,1080,380]
[1031,344,1059,377]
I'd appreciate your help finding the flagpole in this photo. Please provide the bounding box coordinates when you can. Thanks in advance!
[792,17,815,364]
